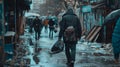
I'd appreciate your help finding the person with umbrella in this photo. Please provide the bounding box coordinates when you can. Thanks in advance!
[104,9,120,64]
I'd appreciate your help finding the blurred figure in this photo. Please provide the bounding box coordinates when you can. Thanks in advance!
[43,18,49,33]
[29,19,34,33]
[112,18,120,64]
[32,16,42,40]
[58,8,82,67]
[103,9,120,64]
[52,15,59,26]
[48,18,55,39]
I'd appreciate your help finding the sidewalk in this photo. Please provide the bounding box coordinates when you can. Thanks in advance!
[6,27,120,67]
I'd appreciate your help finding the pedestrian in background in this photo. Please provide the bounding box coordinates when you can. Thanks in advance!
[48,18,55,39]
[58,8,82,67]
[103,9,120,64]
[32,16,42,40]
[43,18,49,33]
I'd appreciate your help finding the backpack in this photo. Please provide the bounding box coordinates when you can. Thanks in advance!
[64,26,77,42]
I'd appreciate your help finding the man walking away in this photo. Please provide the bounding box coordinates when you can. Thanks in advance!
[58,8,82,67]
[48,18,55,39]
[32,16,42,40]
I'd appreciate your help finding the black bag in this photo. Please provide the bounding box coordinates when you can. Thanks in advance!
[51,40,64,54]
[64,26,77,42]
[54,27,58,33]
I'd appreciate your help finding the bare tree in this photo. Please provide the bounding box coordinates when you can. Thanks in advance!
[39,0,79,16]
[39,0,64,16]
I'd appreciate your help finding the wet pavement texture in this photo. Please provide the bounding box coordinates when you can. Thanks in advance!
[9,27,120,67]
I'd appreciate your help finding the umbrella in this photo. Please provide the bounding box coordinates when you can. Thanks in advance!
[104,9,120,24]
[24,12,40,17]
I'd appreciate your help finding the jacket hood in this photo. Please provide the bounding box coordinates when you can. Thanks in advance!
[63,8,76,17]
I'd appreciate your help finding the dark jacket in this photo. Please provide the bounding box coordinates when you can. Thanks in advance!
[32,18,42,32]
[59,9,82,42]
[48,19,55,27]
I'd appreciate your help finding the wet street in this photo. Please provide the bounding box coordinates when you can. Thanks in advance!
[1,0,120,67]
[16,27,120,67]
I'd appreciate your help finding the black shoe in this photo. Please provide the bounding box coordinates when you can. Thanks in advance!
[66,61,74,67]
[70,63,74,67]
[66,61,70,66]
[66,62,70,65]
[66,63,74,67]
[66,62,74,67]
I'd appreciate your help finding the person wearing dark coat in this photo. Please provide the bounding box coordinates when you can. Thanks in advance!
[32,16,42,40]
[58,8,82,67]
[103,9,120,64]
[48,18,55,39]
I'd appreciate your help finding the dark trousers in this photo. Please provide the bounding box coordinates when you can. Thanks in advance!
[34,29,41,40]
[49,27,54,39]
[35,30,40,40]
[65,42,76,63]
[44,25,48,33]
